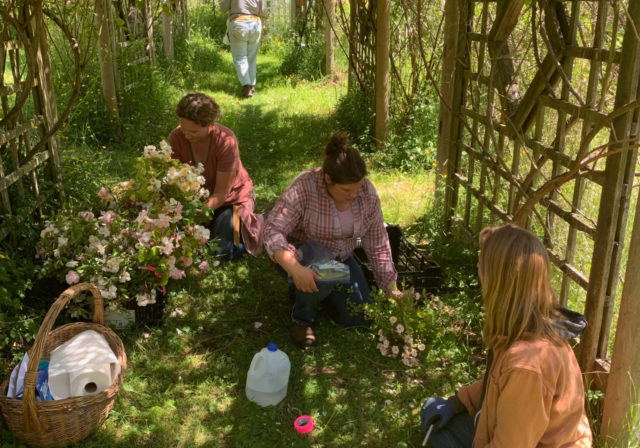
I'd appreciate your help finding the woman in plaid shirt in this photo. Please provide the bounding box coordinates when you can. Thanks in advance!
[263,132,399,348]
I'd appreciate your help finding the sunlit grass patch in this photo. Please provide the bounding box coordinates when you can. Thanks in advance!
[370,171,435,227]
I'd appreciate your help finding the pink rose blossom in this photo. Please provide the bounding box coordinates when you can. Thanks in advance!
[198,261,209,271]
[169,267,185,280]
[99,210,116,223]
[65,270,80,285]
[77,211,95,220]
[98,186,111,199]
[136,210,148,224]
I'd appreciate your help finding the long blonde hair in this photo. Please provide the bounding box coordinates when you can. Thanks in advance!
[478,224,562,350]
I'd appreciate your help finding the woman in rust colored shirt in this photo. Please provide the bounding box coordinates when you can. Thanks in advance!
[168,92,262,260]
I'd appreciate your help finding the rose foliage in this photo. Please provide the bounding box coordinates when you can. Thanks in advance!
[364,289,442,367]
[36,141,213,311]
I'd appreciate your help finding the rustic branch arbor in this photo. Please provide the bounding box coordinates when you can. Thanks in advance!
[434,0,639,443]
[0,1,65,240]
[340,0,640,442]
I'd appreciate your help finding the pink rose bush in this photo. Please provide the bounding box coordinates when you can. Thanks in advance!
[36,141,213,310]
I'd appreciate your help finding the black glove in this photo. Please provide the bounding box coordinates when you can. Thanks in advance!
[420,395,465,431]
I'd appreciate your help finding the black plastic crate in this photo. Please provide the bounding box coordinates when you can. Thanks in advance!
[354,225,442,294]
[123,294,166,326]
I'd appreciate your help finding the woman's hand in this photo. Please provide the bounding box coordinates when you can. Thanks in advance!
[291,265,321,293]
[274,249,321,293]
[386,284,403,302]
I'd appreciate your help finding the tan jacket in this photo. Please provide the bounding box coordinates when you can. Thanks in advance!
[457,337,592,447]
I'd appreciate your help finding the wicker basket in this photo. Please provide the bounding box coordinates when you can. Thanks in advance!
[0,283,127,447]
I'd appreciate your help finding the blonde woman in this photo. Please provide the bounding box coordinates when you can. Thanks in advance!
[421,224,592,447]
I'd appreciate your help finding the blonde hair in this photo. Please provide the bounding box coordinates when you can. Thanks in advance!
[478,224,562,350]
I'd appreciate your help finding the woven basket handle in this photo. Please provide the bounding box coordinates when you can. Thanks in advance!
[22,283,104,434]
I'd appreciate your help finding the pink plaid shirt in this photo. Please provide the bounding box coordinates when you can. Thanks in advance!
[264,168,397,292]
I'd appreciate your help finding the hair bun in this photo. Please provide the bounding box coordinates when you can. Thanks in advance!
[325,132,351,156]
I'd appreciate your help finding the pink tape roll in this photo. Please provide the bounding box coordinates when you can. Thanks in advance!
[294,415,315,434]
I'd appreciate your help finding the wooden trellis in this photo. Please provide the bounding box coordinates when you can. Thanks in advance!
[0,2,62,241]
[346,0,376,95]
[95,0,156,115]
[111,0,155,93]
[266,0,293,34]
[441,0,639,385]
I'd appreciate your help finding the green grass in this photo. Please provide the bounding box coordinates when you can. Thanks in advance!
[0,14,483,448]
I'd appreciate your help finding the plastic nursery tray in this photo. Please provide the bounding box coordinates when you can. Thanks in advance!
[123,294,166,326]
[354,225,443,294]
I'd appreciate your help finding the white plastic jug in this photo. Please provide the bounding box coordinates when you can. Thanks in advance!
[245,343,291,406]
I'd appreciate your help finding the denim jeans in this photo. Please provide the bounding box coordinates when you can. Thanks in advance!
[285,242,372,327]
[425,411,475,448]
[228,19,261,86]
[209,206,245,261]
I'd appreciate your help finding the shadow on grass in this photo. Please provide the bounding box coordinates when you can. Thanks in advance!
[0,249,479,448]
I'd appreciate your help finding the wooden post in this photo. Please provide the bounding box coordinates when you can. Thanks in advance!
[600,185,640,446]
[162,9,174,60]
[348,0,355,90]
[145,0,155,64]
[578,0,640,374]
[560,0,607,306]
[324,0,334,76]
[436,0,460,194]
[181,0,189,41]
[442,0,469,228]
[103,0,120,93]
[290,0,297,29]
[95,0,119,118]
[375,0,390,149]
[27,2,63,202]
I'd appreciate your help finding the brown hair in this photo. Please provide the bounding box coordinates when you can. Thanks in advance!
[478,224,563,350]
[322,132,367,184]
[176,93,221,127]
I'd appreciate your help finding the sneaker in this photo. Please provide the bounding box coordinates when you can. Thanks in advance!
[242,85,252,97]
[290,322,316,349]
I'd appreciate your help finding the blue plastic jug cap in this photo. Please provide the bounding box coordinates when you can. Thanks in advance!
[267,343,278,352]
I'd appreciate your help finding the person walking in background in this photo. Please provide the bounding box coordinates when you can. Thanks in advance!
[220,0,264,98]
[420,224,592,447]
[263,132,400,349]
[168,92,263,260]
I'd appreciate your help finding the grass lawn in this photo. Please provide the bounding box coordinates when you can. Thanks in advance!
[0,21,484,448]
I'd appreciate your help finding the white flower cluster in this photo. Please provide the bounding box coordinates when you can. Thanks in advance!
[40,222,59,239]
[112,180,134,198]
[136,288,157,307]
[143,140,173,161]
[376,317,426,367]
[164,164,209,200]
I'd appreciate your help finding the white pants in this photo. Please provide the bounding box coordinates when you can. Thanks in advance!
[228,19,262,87]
